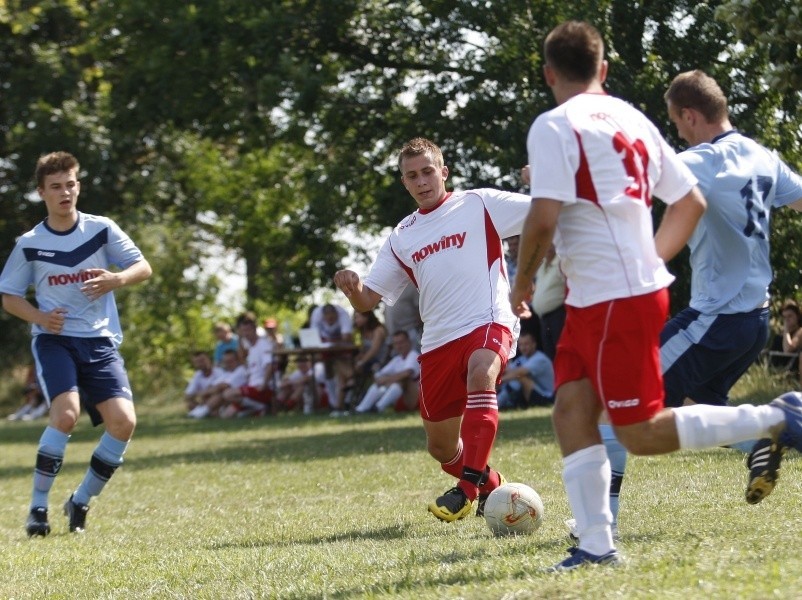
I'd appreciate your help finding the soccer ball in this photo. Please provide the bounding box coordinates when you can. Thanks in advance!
[483,482,544,536]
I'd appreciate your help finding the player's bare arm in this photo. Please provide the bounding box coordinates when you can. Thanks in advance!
[653,187,706,263]
[333,269,382,312]
[511,198,560,316]
[1,294,67,334]
[80,259,153,302]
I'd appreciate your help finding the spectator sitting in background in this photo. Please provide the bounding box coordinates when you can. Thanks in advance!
[497,332,554,410]
[184,351,222,414]
[212,321,238,366]
[274,354,317,415]
[311,303,355,415]
[353,330,420,414]
[218,316,274,418]
[768,299,802,377]
[263,316,288,376]
[383,283,423,353]
[235,310,267,358]
[6,365,47,421]
[187,349,248,418]
[339,309,389,407]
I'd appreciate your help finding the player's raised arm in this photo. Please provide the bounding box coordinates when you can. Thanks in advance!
[333,269,382,312]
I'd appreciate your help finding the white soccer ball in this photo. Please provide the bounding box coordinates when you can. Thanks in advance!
[483,482,545,536]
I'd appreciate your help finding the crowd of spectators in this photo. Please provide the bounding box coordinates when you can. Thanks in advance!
[8,247,801,423]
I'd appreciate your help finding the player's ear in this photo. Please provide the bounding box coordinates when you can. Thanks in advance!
[598,60,608,84]
[441,165,449,180]
[543,64,556,87]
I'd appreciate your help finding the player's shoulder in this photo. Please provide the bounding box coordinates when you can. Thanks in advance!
[79,212,119,229]
[16,221,47,242]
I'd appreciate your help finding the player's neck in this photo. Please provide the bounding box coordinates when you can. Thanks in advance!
[696,120,734,146]
[46,211,79,232]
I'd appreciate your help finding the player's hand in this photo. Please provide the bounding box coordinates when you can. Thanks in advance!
[521,165,531,185]
[42,307,68,334]
[510,281,534,318]
[333,269,361,298]
[80,268,120,301]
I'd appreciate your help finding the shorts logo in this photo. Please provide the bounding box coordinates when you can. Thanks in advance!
[607,398,639,409]
[37,251,56,257]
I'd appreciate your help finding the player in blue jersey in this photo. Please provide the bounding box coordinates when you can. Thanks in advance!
[596,71,802,539]
[0,152,152,536]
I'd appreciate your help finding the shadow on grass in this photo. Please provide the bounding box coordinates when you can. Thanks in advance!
[209,522,413,550]
[209,521,564,600]
[0,409,557,477]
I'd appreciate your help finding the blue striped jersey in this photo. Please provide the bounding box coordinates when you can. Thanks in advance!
[0,212,144,344]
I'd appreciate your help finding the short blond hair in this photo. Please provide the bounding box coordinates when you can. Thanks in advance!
[664,70,729,123]
[397,137,444,172]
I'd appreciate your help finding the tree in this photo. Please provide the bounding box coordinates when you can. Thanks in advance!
[2,0,802,386]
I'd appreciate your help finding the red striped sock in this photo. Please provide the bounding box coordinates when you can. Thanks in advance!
[458,390,499,500]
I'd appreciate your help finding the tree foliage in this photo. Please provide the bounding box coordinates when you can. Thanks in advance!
[1,0,801,384]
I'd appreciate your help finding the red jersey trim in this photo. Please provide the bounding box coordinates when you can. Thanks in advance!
[418,191,452,215]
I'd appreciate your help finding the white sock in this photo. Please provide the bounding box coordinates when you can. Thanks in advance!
[375,383,403,411]
[563,444,615,556]
[673,404,785,449]
[354,385,384,412]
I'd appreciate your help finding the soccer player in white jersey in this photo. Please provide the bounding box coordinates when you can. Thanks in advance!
[511,20,802,572]
[334,137,533,522]
[0,152,152,536]
[597,70,802,533]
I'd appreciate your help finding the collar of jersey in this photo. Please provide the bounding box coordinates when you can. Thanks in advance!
[418,191,452,215]
[711,129,739,144]
[43,211,82,236]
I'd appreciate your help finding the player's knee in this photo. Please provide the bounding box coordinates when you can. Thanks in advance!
[426,439,456,463]
[50,411,78,433]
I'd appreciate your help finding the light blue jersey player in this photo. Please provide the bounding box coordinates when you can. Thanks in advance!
[1,213,143,344]
[597,71,802,541]
[660,72,802,409]
[660,130,802,407]
[0,151,152,537]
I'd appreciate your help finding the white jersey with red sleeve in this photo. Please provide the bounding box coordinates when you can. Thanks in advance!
[364,189,531,354]
[527,93,698,308]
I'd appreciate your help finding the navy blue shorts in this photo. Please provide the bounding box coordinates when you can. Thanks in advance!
[32,334,133,425]
[660,306,769,407]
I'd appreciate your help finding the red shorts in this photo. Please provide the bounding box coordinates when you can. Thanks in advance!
[418,323,513,422]
[554,288,668,426]
[239,385,271,404]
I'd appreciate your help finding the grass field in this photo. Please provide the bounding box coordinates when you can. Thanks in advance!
[1,367,801,599]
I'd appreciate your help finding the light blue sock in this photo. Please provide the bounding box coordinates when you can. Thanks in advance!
[31,426,70,510]
[73,432,129,506]
[728,439,758,454]
[599,424,627,529]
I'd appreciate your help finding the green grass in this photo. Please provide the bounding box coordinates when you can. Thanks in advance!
[1,366,801,599]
